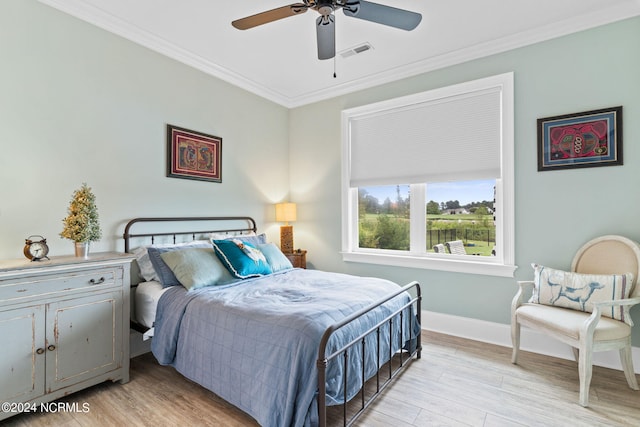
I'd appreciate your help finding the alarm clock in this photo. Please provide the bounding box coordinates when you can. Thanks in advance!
[24,235,50,261]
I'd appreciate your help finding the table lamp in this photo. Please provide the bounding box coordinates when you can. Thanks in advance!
[275,202,297,253]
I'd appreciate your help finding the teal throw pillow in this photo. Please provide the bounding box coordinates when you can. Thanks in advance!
[211,239,272,279]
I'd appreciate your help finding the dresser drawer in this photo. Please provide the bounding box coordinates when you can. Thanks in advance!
[0,267,121,302]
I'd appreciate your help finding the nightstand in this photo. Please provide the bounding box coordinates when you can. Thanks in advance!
[285,250,307,269]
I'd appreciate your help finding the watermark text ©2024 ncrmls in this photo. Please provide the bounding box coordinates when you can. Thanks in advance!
[2,401,90,414]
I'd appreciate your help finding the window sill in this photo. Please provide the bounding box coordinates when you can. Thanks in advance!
[341,251,517,277]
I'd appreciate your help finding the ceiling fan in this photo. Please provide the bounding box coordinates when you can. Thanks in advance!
[232,0,422,60]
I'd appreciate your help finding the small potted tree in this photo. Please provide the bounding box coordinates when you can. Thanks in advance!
[60,183,102,258]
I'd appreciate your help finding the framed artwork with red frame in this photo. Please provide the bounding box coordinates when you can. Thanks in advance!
[167,124,222,182]
[537,106,622,171]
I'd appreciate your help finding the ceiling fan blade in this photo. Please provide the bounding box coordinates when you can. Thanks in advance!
[232,3,308,30]
[343,1,422,31]
[316,15,336,60]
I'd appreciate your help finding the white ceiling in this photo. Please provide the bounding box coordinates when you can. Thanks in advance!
[39,0,640,108]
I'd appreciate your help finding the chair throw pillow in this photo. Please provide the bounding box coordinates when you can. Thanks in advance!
[529,263,634,321]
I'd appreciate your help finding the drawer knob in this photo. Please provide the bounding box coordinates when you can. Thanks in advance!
[47,345,56,351]
[89,277,105,285]
[36,348,45,355]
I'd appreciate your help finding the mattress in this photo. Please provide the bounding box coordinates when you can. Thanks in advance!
[134,280,169,328]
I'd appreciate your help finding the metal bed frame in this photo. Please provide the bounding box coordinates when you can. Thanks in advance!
[123,216,257,253]
[123,216,422,427]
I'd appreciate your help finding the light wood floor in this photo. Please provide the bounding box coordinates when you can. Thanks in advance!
[4,330,640,426]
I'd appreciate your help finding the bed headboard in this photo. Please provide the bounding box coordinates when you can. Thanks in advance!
[123,216,257,253]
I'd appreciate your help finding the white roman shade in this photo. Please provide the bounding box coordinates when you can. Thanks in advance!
[347,86,503,187]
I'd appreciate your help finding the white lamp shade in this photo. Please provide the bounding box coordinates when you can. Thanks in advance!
[275,203,297,223]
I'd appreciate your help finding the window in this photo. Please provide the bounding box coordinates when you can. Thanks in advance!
[358,185,411,250]
[341,73,515,277]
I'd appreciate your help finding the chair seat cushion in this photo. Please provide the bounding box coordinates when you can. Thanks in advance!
[516,303,631,342]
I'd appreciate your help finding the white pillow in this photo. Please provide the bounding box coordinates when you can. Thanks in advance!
[209,231,257,240]
[209,233,267,248]
[132,246,157,281]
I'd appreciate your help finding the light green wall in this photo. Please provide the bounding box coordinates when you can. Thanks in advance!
[289,17,640,342]
[2,1,640,344]
[0,0,289,260]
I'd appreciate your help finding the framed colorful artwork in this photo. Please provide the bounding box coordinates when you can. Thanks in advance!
[537,106,622,171]
[166,124,222,182]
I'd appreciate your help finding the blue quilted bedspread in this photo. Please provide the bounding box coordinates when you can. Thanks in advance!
[151,269,418,427]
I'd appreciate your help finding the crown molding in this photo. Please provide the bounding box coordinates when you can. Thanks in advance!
[39,0,640,109]
[285,2,640,107]
[37,0,292,106]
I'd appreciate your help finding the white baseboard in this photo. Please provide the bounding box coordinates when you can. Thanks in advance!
[421,310,640,374]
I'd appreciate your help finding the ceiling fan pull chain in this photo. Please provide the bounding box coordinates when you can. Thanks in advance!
[333,9,337,77]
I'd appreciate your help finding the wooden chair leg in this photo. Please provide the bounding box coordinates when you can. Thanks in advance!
[578,345,593,407]
[511,319,520,364]
[619,345,640,390]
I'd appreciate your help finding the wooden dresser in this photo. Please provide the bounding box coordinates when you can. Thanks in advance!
[0,252,132,421]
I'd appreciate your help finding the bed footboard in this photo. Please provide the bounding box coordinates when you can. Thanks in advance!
[317,281,422,427]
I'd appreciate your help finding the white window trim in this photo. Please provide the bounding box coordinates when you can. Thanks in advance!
[341,73,516,278]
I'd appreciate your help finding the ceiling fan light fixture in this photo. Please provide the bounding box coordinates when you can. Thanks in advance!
[232,0,422,60]
[316,14,336,59]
